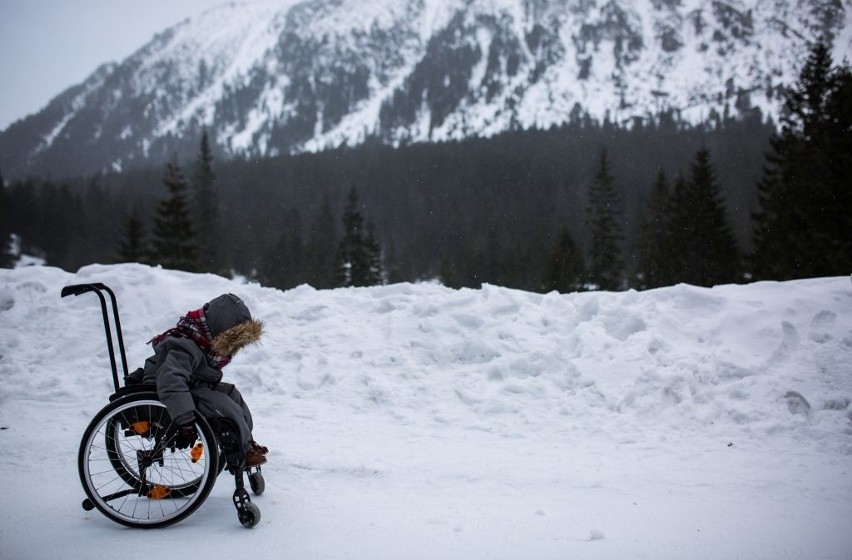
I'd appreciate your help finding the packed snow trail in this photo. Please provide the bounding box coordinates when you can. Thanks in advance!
[1,264,851,559]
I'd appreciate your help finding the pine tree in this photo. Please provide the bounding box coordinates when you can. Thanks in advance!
[666,175,691,283]
[0,170,15,268]
[635,169,674,289]
[670,148,740,286]
[116,208,147,263]
[335,188,363,287]
[192,131,222,274]
[585,149,624,291]
[543,226,585,293]
[364,221,386,285]
[334,187,383,287]
[304,195,337,288]
[383,240,403,285]
[752,40,852,279]
[38,182,82,269]
[0,171,15,268]
[263,207,305,289]
[440,258,459,289]
[150,157,200,272]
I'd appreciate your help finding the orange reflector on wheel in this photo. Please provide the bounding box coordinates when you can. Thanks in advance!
[147,485,171,500]
[190,443,204,463]
[130,420,151,435]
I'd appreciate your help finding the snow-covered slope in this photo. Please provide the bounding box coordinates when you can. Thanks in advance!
[1,0,850,177]
[1,263,851,558]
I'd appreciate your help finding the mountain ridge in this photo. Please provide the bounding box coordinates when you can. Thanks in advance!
[1,0,849,178]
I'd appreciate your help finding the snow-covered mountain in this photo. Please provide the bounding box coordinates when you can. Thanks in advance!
[1,0,850,178]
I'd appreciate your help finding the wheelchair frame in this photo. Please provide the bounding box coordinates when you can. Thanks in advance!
[63,283,263,528]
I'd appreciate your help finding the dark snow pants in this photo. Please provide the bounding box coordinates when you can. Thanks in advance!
[190,382,254,452]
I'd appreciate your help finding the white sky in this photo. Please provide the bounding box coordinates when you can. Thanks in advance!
[0,0,262,130]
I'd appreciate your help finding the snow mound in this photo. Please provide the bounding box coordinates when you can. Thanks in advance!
[1,264,851,559]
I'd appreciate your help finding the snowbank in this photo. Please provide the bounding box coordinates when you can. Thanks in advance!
[1,264,850,559]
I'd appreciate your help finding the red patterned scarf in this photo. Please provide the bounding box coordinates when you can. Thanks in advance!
[148,307,232,369]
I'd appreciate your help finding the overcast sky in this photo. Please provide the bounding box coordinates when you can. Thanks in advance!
[0,0,260,130]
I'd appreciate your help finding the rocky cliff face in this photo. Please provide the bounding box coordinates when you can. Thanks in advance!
[1,0,849,178]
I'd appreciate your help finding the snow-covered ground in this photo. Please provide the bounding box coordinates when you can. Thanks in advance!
[1,263,851,559]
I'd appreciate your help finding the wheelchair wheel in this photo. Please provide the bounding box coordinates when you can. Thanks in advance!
[249,470,265,495]
[78,392,219,528]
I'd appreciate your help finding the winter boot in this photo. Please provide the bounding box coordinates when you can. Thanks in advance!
[249,440,268,455]
[245,439,268,467]
[246,446,267,467]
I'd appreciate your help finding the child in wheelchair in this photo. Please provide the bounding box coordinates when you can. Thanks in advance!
[128,293,268,469]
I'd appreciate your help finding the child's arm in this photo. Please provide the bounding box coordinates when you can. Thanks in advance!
[154,338,202,425]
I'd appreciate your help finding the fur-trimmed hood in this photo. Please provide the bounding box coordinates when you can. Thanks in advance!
[205,294,263,357]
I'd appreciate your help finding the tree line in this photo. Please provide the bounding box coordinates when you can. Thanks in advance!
[104,132,386,289]
[2,41,849,292]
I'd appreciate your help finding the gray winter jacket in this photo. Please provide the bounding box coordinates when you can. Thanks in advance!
[142,337,223,424]
[141,294,263,426]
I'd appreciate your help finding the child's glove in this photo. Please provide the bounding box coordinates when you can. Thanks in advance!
[173,422,198,450]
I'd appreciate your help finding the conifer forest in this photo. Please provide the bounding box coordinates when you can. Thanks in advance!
[2,42,850,292]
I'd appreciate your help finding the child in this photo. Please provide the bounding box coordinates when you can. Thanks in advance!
[136,293,268,467]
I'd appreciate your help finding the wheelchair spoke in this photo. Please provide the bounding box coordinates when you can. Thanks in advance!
[79,395,218,527]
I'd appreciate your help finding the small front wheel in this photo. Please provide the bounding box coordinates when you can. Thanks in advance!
[239,502,262,528]
[249,470,265,496]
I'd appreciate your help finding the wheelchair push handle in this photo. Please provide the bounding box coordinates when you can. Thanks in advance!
[61,283,129,392]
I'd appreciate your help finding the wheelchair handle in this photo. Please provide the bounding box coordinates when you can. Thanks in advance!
[61,283,129,392]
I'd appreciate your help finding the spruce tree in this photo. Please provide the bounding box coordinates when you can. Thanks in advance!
[38,182,81,269]
[364,221,386,285]
[150,157,200,272]
[304,195,337,288]
[543,226,585,293]
[670,148,740,286]
[440,258,459,289]
[585,149,624,291]
[263,207,305,289]
[752,40,852,279]
[0,171,15,268]
[192,131,221,274]
[635,169,674,289]
[116,208,147,263]
[334,187,383,287]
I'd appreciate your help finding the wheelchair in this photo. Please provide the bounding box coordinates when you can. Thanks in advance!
[63,283,264,529]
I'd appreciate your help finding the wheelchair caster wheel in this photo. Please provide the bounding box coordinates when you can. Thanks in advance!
[82,498,95,511]
[249,471,265,496]
[239,502,261,528]
[233,486,261,528]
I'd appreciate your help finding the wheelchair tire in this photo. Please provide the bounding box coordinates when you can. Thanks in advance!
[249,471,265,496]
[78,392,219,528]
[239,502,261,528]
